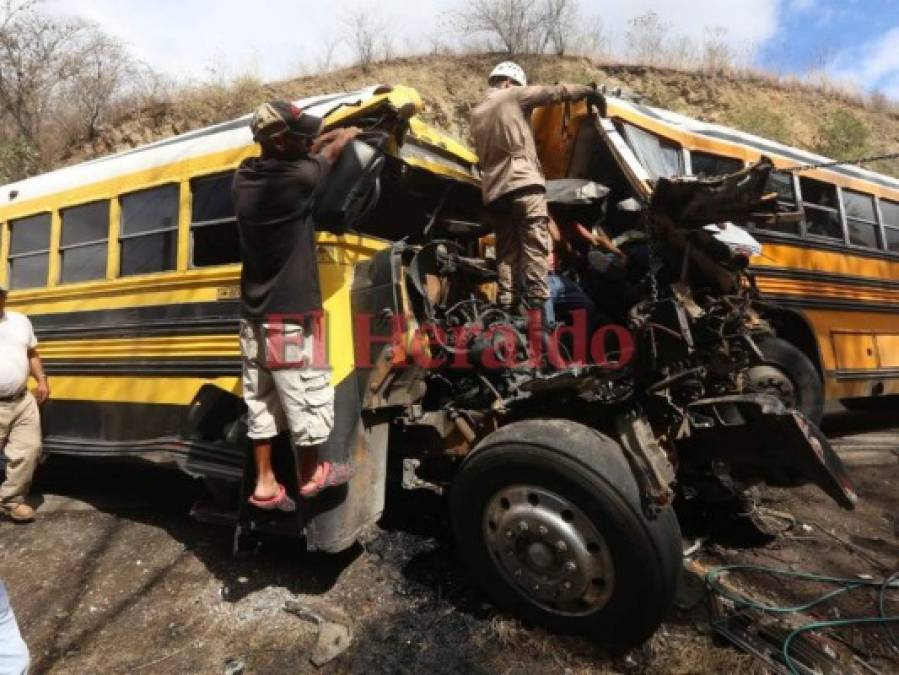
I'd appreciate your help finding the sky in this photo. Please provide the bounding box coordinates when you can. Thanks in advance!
[50,0,899,98]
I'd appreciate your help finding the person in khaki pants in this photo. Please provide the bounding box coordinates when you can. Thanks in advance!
[0,283,49,523]
[470,61,604,323]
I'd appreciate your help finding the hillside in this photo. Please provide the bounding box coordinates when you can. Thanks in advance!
[66,53,899,177]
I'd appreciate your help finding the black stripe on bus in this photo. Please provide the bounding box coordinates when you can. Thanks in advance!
[832,368,899,382]
[629,103,899,191]
[39,368,362,481]
[30,301,241,340]
[43,357,241,376]
[759,294,899,314]
[752,266,899,291]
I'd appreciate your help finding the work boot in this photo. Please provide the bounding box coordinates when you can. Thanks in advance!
[1,502,35,523]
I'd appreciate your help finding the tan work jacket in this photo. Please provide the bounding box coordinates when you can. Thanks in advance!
[471,83,592,205]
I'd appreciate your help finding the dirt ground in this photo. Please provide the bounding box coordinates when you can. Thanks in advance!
[1,409,896,675]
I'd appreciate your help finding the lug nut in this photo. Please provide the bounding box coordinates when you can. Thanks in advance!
[505,529,514,539]
[564,561,577,572]
[555,540,568,553]
[537,525,548,536]
[518,521,529,532]
[563,581,572,590]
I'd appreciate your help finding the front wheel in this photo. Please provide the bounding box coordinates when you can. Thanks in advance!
[747,336,824,424]
[450,420,682,648]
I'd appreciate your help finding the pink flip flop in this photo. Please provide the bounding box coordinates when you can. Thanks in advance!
[299,462,356,498]
[248,483,296,512]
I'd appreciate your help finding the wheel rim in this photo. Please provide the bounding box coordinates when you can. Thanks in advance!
[483,484,615,616]
[747,364,797,409]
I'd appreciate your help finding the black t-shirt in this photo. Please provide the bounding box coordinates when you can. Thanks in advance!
[233,154,330,320]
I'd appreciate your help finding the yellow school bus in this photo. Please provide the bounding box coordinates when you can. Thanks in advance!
[0,85,482,550]
[533,95,899,413]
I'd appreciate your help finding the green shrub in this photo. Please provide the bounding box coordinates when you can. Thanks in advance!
[814,109,870,159]
[726,105,793,145]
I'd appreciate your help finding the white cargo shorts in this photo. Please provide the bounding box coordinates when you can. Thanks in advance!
[239,319,335,446]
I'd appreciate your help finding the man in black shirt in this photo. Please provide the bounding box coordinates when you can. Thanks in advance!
[234,100,359,509]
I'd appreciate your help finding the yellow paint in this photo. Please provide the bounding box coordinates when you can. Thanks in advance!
[48,210,61,287]
[753,243,899,281]
[875,335,899,368]
[755,277,899,304]
[39,334,240,359]
[177,180,191,271]
[0,222,8,287]
[407,117,479,165]
[50,375,241,405]
[107,197,121,279]
[831,332,879,370]
[403,155,479,185]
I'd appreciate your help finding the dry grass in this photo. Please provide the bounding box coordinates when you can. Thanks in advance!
[482,612,765,675]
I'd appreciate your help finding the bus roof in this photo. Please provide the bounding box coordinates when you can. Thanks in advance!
[0,84,478,215]
[609,96,899,193]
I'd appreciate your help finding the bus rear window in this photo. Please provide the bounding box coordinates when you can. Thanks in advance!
[191,172,240,267]
[690,151,742,177]
[842,190,880,249]
[882,199,899,252]
[119,184,178,276]
[618,122,683,179]
[799,177,842,240]
[60,201,109,283]
[8,213,51,289]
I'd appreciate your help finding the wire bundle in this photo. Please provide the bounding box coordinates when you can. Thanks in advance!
[706,564,899,675]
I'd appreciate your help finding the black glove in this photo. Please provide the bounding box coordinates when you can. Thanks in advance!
[586,89,607,116]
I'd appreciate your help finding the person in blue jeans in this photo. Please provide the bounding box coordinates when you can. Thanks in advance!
[547,215,623,336]
[0,581,28,674]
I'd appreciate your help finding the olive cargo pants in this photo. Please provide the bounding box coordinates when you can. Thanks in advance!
[489,189,552,310]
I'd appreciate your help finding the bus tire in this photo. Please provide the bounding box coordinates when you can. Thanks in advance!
[450,419,681,648]
[749,336,824,424]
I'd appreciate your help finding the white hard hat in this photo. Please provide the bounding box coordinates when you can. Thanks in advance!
[488,61,527,87]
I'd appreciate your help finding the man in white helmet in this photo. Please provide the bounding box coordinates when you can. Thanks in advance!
[471,61,604,323]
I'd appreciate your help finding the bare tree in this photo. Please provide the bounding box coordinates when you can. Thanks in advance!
[541,0,579,55]
[0,1,154,178]
[64,29,133,140]
[700,26,736,74]
[626,11,667,66]
[570,14,610,59]
[344,7,388,71]
[316,36,343,74]
[455,0,546,55]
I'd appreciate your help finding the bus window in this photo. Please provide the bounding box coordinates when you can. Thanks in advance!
[190,172,240,267]
[690,151,743,177]
[881,199,899,252]
[758,170,800,235]
[618,121,683,179]
[842,190,880,249]
[799,177,843,240]
[60,201,109,283]
[7,213,51,289]
[119,184,178,276]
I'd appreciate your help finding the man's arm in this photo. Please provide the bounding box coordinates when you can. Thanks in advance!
[28,348,49,404]
[515,83,597,110]
[310,126,362,165]
[572,221,624,256]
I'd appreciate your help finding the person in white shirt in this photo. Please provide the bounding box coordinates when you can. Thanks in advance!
[0,283,49,522]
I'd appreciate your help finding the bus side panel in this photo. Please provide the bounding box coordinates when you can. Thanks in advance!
[303,246,398,553]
